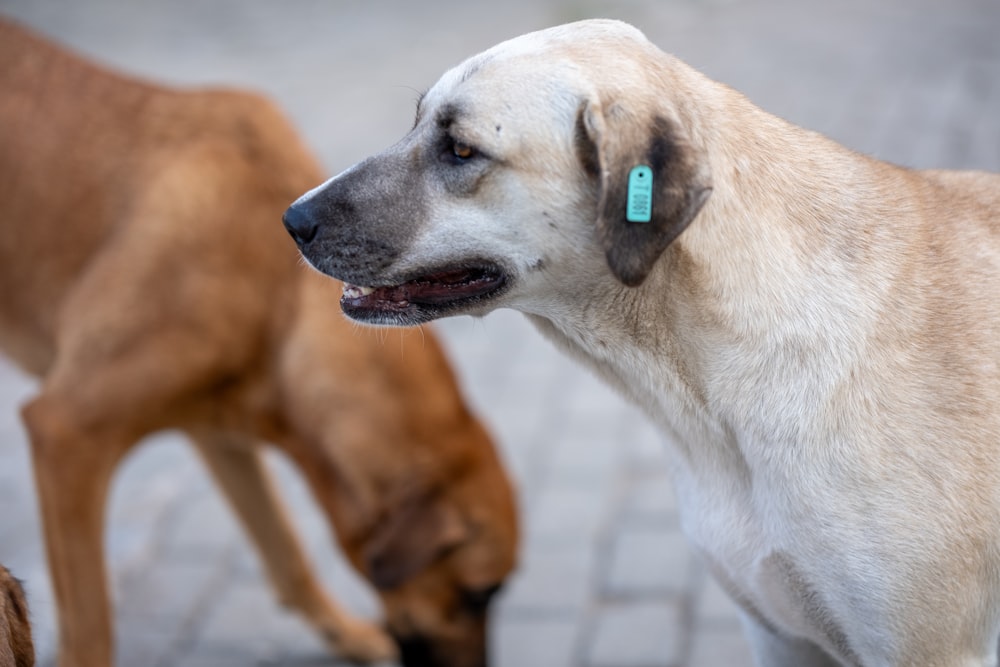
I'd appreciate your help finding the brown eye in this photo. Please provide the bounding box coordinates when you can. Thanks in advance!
[452,141,474,160]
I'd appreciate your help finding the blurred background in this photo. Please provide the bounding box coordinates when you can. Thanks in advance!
[0,0,997,666]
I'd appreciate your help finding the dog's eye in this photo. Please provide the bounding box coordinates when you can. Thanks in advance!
[444,137,477,164]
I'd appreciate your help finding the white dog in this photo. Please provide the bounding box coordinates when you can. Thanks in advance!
[285,19,1000,667]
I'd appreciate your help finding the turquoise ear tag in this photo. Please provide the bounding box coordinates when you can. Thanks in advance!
[626,165,653,223]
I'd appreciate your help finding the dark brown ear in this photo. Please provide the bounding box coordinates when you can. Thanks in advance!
[576,101,712,286]
[364,493,468,590]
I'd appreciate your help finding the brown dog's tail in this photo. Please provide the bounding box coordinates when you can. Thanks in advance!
[0,565,34,667]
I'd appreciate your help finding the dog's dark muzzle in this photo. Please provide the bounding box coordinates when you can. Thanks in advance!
[281,153,425,286]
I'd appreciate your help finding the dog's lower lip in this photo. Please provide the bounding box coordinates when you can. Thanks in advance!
[339,266,506,320]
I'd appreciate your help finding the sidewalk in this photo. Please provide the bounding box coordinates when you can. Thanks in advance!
[0,1,998,665]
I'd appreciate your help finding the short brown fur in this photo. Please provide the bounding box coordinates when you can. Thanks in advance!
[0,19,517,667]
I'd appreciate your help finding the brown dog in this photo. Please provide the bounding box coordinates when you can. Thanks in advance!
[0,566,33,667]
[286,19,1000,667]
[0,19,517,667]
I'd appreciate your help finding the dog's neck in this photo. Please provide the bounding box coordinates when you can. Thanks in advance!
[528,93,914,465]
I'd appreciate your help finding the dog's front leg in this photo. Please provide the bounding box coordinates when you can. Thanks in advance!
[741,613,843,667]
[188,433,397,664]
[21,393,133,667]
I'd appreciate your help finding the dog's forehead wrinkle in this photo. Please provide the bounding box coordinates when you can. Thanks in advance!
[435,102,464,129]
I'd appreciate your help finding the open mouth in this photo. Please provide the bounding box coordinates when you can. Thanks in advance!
[340,264,508,325]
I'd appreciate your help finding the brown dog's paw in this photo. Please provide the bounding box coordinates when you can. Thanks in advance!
[323,617,398,664]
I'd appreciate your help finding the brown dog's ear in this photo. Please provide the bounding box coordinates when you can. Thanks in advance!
[576,100,712,287]
[364,493,468,590]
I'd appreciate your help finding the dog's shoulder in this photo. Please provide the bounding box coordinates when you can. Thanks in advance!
[914,169,1000,240]
[921,168,1000,209]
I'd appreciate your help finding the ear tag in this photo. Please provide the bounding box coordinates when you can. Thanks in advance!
[626,165,653,223]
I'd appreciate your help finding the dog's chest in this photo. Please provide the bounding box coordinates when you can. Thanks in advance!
[534,314,848,640]
[670,452,840,643]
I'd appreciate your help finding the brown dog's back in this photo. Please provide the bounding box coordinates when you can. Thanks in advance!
[0,19,320,376]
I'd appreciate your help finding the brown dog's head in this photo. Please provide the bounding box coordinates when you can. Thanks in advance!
[0,566,34,667]
[359,438,515,667]
[280,298,518,667]
[283,19,711,327]
[333,418,517,667]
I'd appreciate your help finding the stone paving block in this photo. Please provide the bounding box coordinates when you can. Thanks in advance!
[602,527,695,597]
[0,358,34,403]
[584,600,683,667]
[0,457,35,547]
[114,614,182,667]
[500,542,596,615]
[621,470,678,523]
[687,625,754,667]
[620,423,671,473]
[544,434,621,488]
[170,655,257,667]
[117,550,228,626]
[184,581,365,666]
[485,407,551,486]
[107,435,206,572]
[159,482,241,560]
[494,615,579,667]
[525,481,612,548]
[185,580,300,659]
[692,564,744,627]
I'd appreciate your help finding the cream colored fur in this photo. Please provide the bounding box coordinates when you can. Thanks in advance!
[289,19,1000,667]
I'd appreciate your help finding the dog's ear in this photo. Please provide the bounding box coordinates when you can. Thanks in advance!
[364,492,468,590]
[576,100,712,286]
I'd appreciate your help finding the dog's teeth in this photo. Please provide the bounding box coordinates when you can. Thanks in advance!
[343,284,375,298]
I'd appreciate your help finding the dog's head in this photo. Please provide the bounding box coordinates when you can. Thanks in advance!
[0,565,34,667]
[346,420,517,667]
[281,304,518,667]
[284,19,711,326]
[367,458,513,666]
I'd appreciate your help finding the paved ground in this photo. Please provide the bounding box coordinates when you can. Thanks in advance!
[0,0,998,665]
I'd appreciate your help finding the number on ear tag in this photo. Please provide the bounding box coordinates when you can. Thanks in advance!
[626,165,653,223]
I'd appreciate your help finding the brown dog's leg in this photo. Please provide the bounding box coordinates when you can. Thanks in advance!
[189,434,397,663]
[21,393,132,667]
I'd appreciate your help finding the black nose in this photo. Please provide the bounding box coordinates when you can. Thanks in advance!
[282,202,319,246]
[396,636,486,667]
[398,636,435,667]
